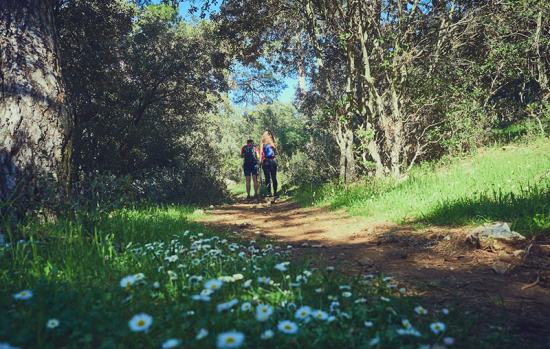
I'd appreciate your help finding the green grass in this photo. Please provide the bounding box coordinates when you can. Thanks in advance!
[295,138,550,234]
[0,204,523,348]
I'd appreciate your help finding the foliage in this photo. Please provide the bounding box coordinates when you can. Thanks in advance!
[55,1,229,204]
[0,206,521,348]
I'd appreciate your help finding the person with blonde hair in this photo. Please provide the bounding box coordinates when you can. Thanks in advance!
[259,130,278,198]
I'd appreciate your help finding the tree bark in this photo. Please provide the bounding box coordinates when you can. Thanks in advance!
[0,0,72,209]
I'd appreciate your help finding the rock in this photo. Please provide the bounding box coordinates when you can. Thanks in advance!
[357,257,374,267]
[193,209,205,216]
[246,221,254,225]
[301,242,310,247]
[367,227,376,233]
[254,205,263,209]
[254,231,261,235]
[492,263,510,274]
[312,244,324,248]
[513,250,526,258]
[466,222,527,252]
[209,205,214,209]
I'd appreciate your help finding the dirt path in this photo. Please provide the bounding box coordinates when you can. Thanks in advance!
[196,198,550,345]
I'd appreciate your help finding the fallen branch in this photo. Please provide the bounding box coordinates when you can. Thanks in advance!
[522,276,540,290]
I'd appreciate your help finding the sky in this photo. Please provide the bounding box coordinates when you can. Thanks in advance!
[153,0,298,104]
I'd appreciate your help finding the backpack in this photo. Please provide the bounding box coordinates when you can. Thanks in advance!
[263,143,275,158]
[243,145,258,166]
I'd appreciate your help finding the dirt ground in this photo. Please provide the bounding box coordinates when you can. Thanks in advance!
[196,197,550,347]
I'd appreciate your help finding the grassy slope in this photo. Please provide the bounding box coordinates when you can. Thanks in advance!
[296,138,550,234]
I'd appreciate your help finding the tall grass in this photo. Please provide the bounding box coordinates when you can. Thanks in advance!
[296,138,550,234]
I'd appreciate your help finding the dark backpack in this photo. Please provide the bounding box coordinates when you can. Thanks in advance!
[243,145,258,166]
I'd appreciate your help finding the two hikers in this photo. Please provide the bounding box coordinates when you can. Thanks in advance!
[242,130,279,200]
[241,139,260,200]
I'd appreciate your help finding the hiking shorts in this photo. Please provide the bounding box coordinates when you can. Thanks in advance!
[243,164,258,177]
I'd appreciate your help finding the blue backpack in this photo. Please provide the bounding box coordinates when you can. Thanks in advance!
[243,145,258,166]
[263,143,275,158]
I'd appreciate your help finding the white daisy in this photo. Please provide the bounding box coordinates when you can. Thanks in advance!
[46,319,59,329]
[278,320,298,334]
[13,290,33,300]
[242,279,252,288]
[414,306,427,315]
[204,279,223,291]
[261,329,274,340]
[402,319,412,329]
[294,306,312,320]
[369,337,380,346]
[354,298,367,304]
[191,294,211,302]
[380,297,390,302]
[128,313,153,332]
[312,310,328,320]
[134,273,145,281]
[274,263,287,271]
[217,331,245,348]
[162,339,181,348]
[364,321,373,327]
[255,304,274,322]
[430,322,445,334]
[196,328,208,340]
[166,255,178,262]
[241,302,252,311]
[120,275,136,288]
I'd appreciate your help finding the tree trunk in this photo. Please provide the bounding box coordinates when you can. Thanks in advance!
[0,0,72,209]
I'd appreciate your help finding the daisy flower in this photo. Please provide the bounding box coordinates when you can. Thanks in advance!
[261,329,274,340]
[134,273,145,281]
[303,270,312,277]
[217,299,239,312]
[278,320,298,334]
[13,290,33,300]
[402,319,412,329]
[355,298,367,304]
[162,339,181,348]
[430,322,445,334]
[241,302,252,311]
[414,306,427,315]
[399,288,406,294]
[242,279,252,288]
[380,297,390,302]
[217,331,245,348]
[312,310,328,320]
[342,292,352,298]
[364,275,374,279]
[369,337,380,346]
[188,275,202,284]
[196,328,208,340]
[201,289,214,296]
[442,308,449,315]
[364,321,373,327]
[191,295,211,302]
[327,295,337,301]
[315,288,324,293]
[327,316,337,323]
[295,306,312,320]
[204,279,223,291]
[166,255,178,262]
[257,276,271,284]
[233,274,244,280]
[128,313,153,332]
[120,276,136,288]
[255,304,274,322]
[167,270,178,280]
[46,319,59,329]
[383,277,393,282]
[274,263,287,271]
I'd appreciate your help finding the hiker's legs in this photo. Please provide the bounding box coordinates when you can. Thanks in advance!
[262,163,272,195]
[270,159,278,195]
[252,175,259,196]
[245,175,251,196]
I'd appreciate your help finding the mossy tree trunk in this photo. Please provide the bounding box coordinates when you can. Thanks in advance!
[0,0,72,210]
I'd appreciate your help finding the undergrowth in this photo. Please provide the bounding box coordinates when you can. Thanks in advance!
[0,205,521,348]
